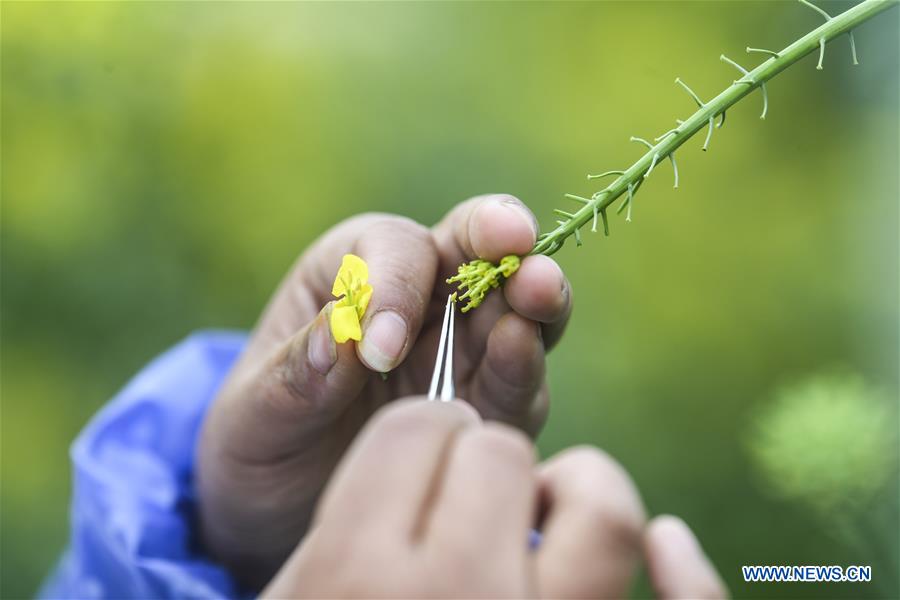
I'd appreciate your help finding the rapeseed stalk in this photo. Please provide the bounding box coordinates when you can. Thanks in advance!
[448,0,897,311]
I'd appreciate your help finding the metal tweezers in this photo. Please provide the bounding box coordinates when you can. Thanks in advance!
[427,294,456,401]
[426,293,544,550]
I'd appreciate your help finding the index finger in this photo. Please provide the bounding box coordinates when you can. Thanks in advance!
[313,399,480,541]
[432,194,538,277]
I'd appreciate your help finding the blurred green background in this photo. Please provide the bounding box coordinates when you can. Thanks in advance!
[2,1,898,598]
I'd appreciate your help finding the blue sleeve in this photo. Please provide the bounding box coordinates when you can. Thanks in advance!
[40,331,249,600]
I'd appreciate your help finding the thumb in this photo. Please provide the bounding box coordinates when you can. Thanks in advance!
[206,301,370,464]
[196,301,372,584]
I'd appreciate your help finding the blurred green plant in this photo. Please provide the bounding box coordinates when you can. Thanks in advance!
[747,370,896,515]
[449,0,897,310]
[746,370,899,593]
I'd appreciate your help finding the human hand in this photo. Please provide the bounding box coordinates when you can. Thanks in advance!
[197,194,573,586]
[262,400,727,599]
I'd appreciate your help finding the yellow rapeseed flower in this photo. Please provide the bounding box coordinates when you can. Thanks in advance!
[330,254,373,343]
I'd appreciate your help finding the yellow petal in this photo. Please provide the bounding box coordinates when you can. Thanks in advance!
[331,254,369,298]
[330,305,361,343]
[356,284,373,318]
[331,270,347,298]
[344,254,369,282]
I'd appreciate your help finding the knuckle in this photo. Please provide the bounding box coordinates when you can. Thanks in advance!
[367,214,431,242]
[354,217,437,313]
[468,423,535,468]
[554,446,646,532]
[341,211,393,231]
[379,261,428,303]
[557,445,622,479]
[347,213,434,252]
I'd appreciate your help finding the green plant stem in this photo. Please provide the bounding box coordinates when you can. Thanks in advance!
[532,0,897,256]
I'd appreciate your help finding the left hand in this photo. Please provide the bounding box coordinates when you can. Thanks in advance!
[197,194,573,586]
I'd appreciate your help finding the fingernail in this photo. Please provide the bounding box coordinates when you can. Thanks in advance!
[359,310,408,373]
[655,516,700,553]
[557,265,570,311]
[470,196,538,259]
[499,197,538,239]
[531,254,568,317]
[308,308,337,375]
[541,255,567,305]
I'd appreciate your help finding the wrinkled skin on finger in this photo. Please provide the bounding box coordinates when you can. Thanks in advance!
[197,195,573,587]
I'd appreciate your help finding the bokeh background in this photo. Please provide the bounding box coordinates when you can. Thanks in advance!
[2,1,898,598]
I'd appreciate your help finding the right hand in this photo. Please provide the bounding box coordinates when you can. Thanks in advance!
[263,399,728,599]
